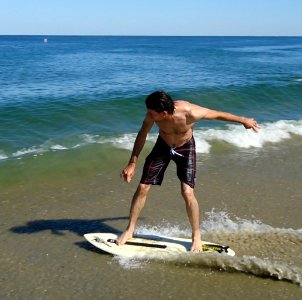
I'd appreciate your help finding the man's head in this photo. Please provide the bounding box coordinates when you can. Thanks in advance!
[145,91,175,115]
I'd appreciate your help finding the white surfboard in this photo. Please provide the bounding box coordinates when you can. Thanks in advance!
[84,233,235,257]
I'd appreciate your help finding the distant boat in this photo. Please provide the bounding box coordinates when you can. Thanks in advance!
[44,38,48,43]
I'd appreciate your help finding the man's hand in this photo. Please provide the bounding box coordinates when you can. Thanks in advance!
[242,117,260,132]
[121,162,136,183]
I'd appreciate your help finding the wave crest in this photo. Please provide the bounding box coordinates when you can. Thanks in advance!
[1,119,302,161]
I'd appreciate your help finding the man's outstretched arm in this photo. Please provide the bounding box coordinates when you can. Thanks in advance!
[189,103,260,132]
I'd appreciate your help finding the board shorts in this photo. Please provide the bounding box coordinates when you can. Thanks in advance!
[140,135,196,188]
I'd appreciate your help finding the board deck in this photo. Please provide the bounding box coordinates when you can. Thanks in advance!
[84,233,235,257]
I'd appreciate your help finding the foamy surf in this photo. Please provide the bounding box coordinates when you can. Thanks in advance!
[162,253,302,286]
[193,119,302,153]
[203,210,302,237]
[113,247,302,286]
[0,151,8,160]
[113,212,302,286]
[103,119,302,153]
[1,119,302,161]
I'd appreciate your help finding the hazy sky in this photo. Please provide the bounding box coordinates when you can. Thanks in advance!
[1,0,301,36]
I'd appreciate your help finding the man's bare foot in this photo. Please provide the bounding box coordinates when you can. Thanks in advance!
[116,230,133,246]
[191,238,203,253]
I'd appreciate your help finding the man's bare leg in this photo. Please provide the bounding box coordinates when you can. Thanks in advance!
[181,182,202,252]
[116,183,151,245]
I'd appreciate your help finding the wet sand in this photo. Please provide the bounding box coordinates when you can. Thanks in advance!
[1,140,302,299]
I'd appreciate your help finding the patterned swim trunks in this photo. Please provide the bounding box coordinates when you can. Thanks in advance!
[140,135,196,188]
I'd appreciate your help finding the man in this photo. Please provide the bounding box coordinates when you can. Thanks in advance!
[117,91,259,252]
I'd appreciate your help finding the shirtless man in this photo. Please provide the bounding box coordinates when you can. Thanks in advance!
[117,91,259,252]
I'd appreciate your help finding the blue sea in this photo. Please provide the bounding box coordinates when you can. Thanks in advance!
[1,35,302,160]
[1,36,302,298]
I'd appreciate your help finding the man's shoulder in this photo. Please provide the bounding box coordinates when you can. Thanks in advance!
[175,100,209,121]
[175,100,199,115]
[175,100,192,110]
[175,99,190,105]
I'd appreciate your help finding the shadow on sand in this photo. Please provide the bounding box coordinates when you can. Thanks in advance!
[10,216,130,253]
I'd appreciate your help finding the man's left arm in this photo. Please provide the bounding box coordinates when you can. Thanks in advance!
[189,103,260,132]
[204,109,260,132]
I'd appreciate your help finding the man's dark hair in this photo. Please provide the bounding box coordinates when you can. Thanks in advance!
[145,91,175,115]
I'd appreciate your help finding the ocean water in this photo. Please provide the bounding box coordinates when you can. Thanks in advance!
[1,36,302,299]
[1,36,302,164]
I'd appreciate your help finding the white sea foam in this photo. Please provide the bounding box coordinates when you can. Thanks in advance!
[109,119,302,153]
[2,119,302,161]
[112,256,147,270]
[229,256,302,286]
[11,143,68,158]
[169,253,302,286]
[0,153,8,160]
[134,211,302,240]
[136,223,191,238]
[80,134,103,144]
[194,120,302,153]
[107,133,140,150]
[50,144,68,151]
[12,146,45,158]
[113,250,302,286]
[202,210,302,239]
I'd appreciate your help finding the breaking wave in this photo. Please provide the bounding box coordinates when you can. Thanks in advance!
[1,119,302,161]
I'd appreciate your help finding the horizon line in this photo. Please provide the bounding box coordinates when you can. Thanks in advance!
[1,34,302,38]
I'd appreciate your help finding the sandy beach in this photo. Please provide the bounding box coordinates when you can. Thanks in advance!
[1,138,302,300]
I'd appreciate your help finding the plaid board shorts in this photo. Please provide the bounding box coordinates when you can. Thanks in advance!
[140,135,196,188]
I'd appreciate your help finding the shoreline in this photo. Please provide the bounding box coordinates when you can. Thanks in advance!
[2,138,301,228]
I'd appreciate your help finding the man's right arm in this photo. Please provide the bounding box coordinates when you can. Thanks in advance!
[121,113,154,183]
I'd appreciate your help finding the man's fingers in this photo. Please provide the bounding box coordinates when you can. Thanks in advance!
[120,170,132,183]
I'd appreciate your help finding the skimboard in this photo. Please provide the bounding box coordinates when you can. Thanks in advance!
[84,233,235,257]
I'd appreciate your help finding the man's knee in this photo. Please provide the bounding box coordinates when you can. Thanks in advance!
[181,182,195,200]
[137,183,152,195]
